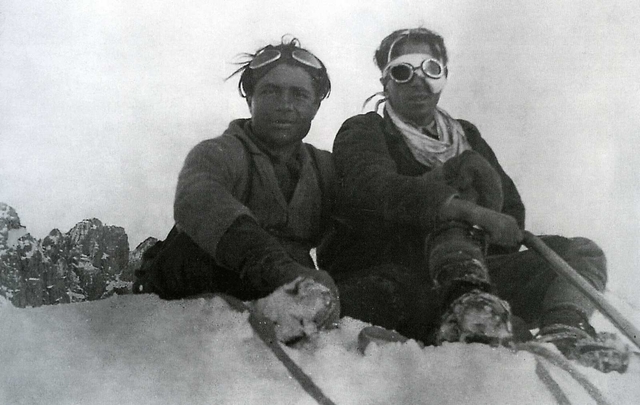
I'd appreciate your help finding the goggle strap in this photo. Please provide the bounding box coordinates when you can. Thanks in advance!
[386,30,411,65]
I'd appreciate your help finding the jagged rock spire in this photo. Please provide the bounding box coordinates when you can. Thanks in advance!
[0,203,155,308]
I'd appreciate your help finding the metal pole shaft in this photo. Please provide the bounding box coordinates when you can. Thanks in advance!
[523,231,640,350]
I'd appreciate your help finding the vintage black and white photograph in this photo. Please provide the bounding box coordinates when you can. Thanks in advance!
[1,1,639,404]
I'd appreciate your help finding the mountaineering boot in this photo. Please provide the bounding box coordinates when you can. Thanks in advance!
[537,307,631,373]
[427,221,513,346]
[435,289,513,346]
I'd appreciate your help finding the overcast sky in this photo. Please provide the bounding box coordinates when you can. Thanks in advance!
[1,0,639,301]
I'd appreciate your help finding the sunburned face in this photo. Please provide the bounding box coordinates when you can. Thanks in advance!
[384,42,447,127]
[248,64,320,149]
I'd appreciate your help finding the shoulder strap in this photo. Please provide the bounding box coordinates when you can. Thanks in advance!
[305,144,325,191]
[304,144,336,226]
[304,144,334,202]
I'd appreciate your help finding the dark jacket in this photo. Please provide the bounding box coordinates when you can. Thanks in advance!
[319,112,525,277]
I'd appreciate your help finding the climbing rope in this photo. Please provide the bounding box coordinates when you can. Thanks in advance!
[519,342,612,405]
[218,293,338,405]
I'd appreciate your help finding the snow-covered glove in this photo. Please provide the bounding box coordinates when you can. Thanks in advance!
[216,215,340,342]
[295,267,341,330]
[254,271,340,344]
[441,150,504,212]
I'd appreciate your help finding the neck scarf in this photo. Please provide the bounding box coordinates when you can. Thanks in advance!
[385,103,470,168]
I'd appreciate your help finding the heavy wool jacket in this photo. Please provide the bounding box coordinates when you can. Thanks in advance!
[319,111,525,276]
[174,118,335,268]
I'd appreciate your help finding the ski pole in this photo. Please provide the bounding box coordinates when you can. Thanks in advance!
[523,231,640,350]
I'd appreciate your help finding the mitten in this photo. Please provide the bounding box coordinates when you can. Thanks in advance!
[254,272,340,343]
[217,216,340,341]
[442,150,504,212]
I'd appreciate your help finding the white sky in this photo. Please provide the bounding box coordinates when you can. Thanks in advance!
[1,1,639,300]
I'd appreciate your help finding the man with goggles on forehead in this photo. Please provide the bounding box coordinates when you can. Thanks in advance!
[321,28,627,372]
[134,37,340,344]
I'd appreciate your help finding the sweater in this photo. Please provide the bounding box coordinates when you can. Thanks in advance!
[174,119,335,266]
[319,112,525,276]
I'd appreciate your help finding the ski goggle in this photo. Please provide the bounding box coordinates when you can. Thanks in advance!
[384,58,445,83]
[249,48,323,70]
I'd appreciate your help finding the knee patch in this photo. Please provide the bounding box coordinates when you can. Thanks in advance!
[566,237,607,290]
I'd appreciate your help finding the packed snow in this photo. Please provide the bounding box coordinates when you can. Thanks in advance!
[1,292,638,405]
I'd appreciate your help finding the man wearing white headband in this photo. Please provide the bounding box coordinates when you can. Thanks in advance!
[320,28,628,372]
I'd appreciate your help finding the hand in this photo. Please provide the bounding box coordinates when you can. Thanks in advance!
[442,150,504,212]
[440,198,522,247]
[472,207,523,247]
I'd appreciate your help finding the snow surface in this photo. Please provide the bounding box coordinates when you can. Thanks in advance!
[1,294,638,405]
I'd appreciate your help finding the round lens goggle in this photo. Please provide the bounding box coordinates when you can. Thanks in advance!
[385,58,445,84]
[249,48,323,70]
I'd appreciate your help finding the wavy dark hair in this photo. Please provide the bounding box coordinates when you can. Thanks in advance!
[227,36,331,101]
[374,28,448,71]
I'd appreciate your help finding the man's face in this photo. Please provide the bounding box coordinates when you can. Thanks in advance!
[384,42,446,127]
[248,64,320,149]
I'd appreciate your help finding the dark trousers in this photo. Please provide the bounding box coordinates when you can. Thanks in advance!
[336,235,607,345]
[134,227,260,301]
[134,226,318,301]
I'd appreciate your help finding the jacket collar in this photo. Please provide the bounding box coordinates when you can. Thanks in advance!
[227,119,304,163]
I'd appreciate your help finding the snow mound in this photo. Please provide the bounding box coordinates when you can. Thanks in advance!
[0,294,638,405]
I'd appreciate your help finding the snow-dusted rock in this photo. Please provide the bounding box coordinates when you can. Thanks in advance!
[0,203,155,308]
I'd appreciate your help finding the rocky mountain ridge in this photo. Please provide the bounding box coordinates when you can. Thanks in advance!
[0,202,157,308]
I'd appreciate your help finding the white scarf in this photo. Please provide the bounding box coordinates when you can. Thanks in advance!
[385,103,471,168]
